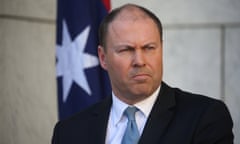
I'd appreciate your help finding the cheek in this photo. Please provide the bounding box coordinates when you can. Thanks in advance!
[114,62,128,75]
[107,56,130,78]
[148,54,163,75]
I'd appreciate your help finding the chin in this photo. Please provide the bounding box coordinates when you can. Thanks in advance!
[131,89,153,97]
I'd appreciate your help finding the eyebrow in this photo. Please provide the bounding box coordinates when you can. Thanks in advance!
[110,39,161,51]
[114,42,157,48]
[112,43,132,49]
[142,43,157,47]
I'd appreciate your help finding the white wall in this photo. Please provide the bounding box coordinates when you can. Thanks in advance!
[0,0,57,143]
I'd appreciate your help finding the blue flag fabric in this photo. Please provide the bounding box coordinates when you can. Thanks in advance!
[56,0,111,120]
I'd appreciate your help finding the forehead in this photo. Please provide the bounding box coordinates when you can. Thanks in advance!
[109,17,157,36]
[114,6,150,23]
[108,11,159,39]
[108,6,159,36]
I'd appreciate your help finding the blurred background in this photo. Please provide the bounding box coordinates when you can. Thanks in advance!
[0,0,239,143]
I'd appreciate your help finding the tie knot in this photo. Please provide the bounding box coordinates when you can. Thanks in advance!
[124,106,138,121]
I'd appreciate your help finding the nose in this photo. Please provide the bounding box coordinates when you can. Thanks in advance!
[132,50,146,67]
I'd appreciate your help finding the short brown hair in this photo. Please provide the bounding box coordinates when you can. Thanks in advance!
[98,4,163,49]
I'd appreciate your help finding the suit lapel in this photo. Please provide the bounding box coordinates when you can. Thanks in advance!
[85,82,176,144]
[139,82,176,144]
[88,97,112,144]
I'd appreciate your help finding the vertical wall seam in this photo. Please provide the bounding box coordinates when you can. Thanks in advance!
[220,25,226,101]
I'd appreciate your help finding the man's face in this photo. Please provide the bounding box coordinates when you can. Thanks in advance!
[98,14,163,104]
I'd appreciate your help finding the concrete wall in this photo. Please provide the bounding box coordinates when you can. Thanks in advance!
[112,0,240,143]
[0,0,57,144]
[0,0,239,143]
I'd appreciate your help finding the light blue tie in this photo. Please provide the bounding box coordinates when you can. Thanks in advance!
[121,106,140,144]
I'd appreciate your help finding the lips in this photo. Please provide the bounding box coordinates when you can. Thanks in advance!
[132,73,151,82]
[130,68,152,81]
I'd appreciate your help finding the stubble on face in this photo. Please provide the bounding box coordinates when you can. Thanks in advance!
[103,6,163,105]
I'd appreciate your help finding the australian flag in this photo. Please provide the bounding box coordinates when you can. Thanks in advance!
[56,0,111,120]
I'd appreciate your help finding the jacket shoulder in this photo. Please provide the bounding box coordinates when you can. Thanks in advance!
[59,96,111,125]
[160,83,233,143]
[52,97,112,144]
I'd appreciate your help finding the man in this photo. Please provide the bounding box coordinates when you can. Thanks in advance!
[52,4,234,144]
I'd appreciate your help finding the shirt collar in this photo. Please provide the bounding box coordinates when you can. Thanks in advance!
[111,93,128,126]
[135,85,161,118]
[111,85,161,126]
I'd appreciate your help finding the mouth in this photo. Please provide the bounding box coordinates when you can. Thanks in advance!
[132,73,151,82]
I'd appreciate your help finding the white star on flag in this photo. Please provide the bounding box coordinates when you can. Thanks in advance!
[56,20,99,102]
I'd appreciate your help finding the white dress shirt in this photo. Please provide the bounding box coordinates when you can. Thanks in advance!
[105,86,161,144]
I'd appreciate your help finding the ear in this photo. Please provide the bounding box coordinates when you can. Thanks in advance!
[98,45,108,70]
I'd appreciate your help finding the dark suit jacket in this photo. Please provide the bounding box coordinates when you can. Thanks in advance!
[52,82,234,144]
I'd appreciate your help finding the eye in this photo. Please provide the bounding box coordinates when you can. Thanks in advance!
[144,45,155,51]
[118,46,134,53]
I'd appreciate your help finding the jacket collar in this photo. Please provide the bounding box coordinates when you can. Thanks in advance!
[89,96,112,144]
[139,82,176,144]
[88,81,176,144]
